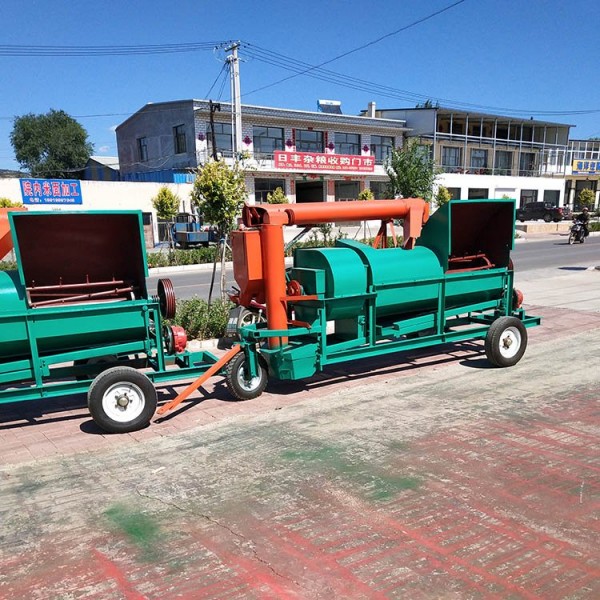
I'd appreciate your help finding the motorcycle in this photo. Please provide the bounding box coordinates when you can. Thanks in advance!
[568,219,586,245]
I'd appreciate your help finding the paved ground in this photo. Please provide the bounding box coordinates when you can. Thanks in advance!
[0,267,599,599]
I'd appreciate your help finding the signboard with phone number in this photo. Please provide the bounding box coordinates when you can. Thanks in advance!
[20,178,82,205]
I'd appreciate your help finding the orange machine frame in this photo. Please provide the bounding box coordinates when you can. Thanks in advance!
[231,198,429,347]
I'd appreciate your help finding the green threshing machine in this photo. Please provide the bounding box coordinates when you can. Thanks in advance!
[0,199,540,433]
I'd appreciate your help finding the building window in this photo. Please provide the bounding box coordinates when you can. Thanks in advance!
[208,122,233,156]
[137,137,148,162]
[173,125,187,155]
[442,146,463,170]
[470,149,487,171]
[468,188,489,199]
[370,181,390,199]
[253,126,284,156]
[495,150,513,175]
[335,132,360,155]
[370,135,394,163]
[520,189,538,206]
[446,187,461,200]
[334,180,360,201]
[254,179,285,204]
[296,129,324,153]
[519,152,536,176]
[543,190,559,206]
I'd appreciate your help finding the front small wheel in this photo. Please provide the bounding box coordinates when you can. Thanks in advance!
[225,352,268,400]
[88,367,157,433]
[543,213,552,223]
[485,317,528,368]
[568,233,575,245]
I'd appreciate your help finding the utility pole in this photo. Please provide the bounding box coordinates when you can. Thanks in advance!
[208,100,221,161]
[226,42,243,157]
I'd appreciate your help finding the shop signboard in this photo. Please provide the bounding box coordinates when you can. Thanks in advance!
[20,178,83,205]
[275,151,375,173]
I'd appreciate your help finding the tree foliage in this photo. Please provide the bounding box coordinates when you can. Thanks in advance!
[151,186,180,221]
[0,198,22,208]
[435,185,452,208]
[384,139,438,203]
[358,188,374,201]
[10,109,93,178]
[190,160,247,236]
[266,186,288,204]
[577,188,595,209]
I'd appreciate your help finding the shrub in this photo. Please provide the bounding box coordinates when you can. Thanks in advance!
[435,186,452,208]
[577,188,595,210]
[0,198,22,207]
[266,186,289,204]
[358,188,374,201]
[147,246,230,268]
[171,297,232,340]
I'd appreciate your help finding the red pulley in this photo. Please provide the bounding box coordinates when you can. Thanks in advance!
[170,326,187,353]
[513,288,524,309]
[157,278,177,319]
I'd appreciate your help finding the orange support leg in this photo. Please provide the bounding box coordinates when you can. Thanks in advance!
[155,345,241,416]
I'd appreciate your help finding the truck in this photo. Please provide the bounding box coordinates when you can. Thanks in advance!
[171,212,218,248]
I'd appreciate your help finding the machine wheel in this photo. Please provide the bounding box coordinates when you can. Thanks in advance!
[239,307,267,329]
[568,233,575,245]
[485,317,528,368]
[225,352,268,401]
[88,367,157,433]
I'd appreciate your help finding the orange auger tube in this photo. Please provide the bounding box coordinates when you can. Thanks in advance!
[0,207,26,260]
[237,198,430,348]
[155,345,241,415]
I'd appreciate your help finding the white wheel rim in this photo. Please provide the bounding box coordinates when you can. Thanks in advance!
[498,327,521,359]
[102,382,145,423]
[236,366,261,392]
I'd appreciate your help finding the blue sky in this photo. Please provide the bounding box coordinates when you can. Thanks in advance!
[1,0,599,171]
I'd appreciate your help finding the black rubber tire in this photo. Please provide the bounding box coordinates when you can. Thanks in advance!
[225,352,268,401]
[88,367,157,433]
[568,233,575,245]
[485,317,528,368]
[543,213,552,223]
[580,235,585,244]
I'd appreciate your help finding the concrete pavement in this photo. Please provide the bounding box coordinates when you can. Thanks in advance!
[1,264,599,598]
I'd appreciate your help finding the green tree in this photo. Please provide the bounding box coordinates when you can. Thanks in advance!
[266,186,288,204]
[385,139,438,203]
[577,188,595,210]
[0,198,22,208]
[190,160,247,237]
[435,185,452,208]
[10,109,93,178]
[190,159,247,299]
[152,186,180,221]
[358,188,374,201]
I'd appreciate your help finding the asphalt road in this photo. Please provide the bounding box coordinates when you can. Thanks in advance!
[148,235,600,300]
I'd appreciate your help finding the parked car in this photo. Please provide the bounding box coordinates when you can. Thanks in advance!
[516,202,564,223]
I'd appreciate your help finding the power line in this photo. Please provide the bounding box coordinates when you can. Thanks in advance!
[242,0,468,97]
[0,41,233,57]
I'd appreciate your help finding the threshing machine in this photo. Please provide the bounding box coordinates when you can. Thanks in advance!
[162,197,540,409]
[0,208,220,433]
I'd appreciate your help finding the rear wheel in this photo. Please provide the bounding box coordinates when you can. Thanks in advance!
[485,317,528,368]
[568,233,575,245]
[543,213,552,222]
[88,367,157,433]
[225,352,268,400]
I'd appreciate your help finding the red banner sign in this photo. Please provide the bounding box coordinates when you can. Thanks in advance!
[274,151,375,173]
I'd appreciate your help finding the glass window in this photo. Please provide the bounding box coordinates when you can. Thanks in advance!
[370,181,390,199]
[442,146,462,169]
[334,181,360,201]
[208,122,232,156]
[335,132,360,155]
[446,187,461,200]
[253,126,284,155]
[520,189,538,206]
[137,137,148,162]
[370,135,394,163]
[468,188,489,199]
[519,152,536,176]
[470,149,487,170]
[296,129,324,152]
[254,179,285,204]
[543,190,559,206]
[173,125,187,155]
[495,150,513,175]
